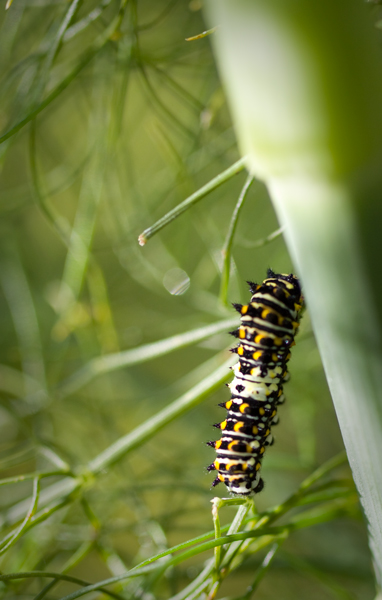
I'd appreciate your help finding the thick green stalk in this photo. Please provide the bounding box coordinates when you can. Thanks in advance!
[205,0,382,589]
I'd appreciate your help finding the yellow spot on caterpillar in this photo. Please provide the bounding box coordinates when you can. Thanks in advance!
[265,429,270,436]
[252,425,258,434]
[220,420,227,430]
[261,308,271,319]
[234,421,244,432]
[272,353,278,361]
[294,303,302,311]
[215,440,222,449]
[255,334,265,344]
[272,410,277,417]
[274,337,283,346]
[253,350,262,360]
[226,400,233,410]
[290,340,296,346]
[218,474,224,482]
[259,408,265,416]
[292,321,299,329]
[214,459,220,470]
[237,346,244,356]
[241,305,248,314]
[260,447,265,454]
[239,327,246,339]
[239,403,249,414]
[228,441,237,451]
[256,462,261,470]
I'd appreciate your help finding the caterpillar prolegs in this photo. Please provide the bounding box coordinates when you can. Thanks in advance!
[207,269,303,495]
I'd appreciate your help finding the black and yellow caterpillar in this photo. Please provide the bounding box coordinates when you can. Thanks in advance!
[207,269,303,495]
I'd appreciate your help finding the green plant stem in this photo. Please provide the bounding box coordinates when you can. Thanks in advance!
[0,571,124,600]
[64,0,114,41]
[211,498,222,570]
[0,478,40,555]
[138,157,247,245]
[0,50,94,145]
[37,503,351,600]
[0,2,127,146]
[57,317,237,398]
[33,542,96,600]
[87,358,232,474]
[239,226,284,249]
[220,174,254,306]
[29,120,72,246]
[138,0,179,31]
[0,244,47,399]
[0,471,70,487]
[0,451,349,598]
[238,539,284,600]
[31,0,83,105]
[5,358,234,527]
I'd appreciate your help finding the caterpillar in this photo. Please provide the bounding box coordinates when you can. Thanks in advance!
[207,269,303,495]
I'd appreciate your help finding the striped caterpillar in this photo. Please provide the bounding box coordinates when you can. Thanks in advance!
[207,270,303,495]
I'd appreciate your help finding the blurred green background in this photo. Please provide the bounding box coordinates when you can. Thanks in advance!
[0,1,377,598]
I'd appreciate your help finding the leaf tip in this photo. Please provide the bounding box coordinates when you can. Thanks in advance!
[138,233,147,246]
